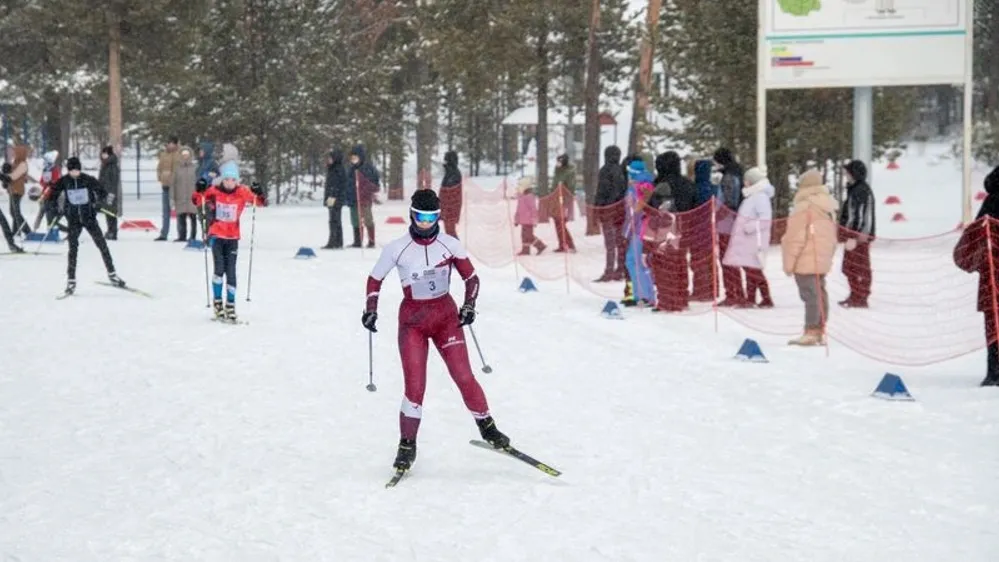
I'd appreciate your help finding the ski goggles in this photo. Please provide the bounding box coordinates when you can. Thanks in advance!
[411,208,441,223]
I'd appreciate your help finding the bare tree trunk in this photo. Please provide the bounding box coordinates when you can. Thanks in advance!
[628,0,662,155]
[582,0,601,235]
[415,57,433,190]
[108,16,123,154]
[535,11,551,194]
[445,87,455,149]
[58,94,71,164]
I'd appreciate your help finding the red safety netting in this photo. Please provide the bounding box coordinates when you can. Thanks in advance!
[454,177,997,367]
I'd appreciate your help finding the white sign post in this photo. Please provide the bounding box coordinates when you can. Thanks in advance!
[756,0,975,221]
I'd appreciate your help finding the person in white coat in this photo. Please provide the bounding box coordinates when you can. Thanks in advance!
[721,166,775,307]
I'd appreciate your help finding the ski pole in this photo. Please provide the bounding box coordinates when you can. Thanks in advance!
[467,325,493,374]
[245,202,257,302]
[200,200,211,308]
[366,331,377,392]
[33,213,62,255]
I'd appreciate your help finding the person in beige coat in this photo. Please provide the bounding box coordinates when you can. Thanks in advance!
[171,147,199,241]
[781,169,839,346]
[156,136,181,240]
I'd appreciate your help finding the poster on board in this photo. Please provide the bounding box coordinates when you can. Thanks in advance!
[760,0,969,89]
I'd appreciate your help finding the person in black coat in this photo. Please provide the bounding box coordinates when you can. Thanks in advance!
[0,163,25,253]
[98,146,121,240]
[45,157,126,295]
[440,151,463,239]
[839,160,876,308]
[593,145,628,281]
[713,147,746,306]
[953,166,999,386]
[323,149,348,249]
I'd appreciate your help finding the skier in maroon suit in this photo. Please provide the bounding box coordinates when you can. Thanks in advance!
[361,189,511,472]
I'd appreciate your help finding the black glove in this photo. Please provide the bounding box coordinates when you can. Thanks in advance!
[458,303,476,326]
[251,181,266,199]
[1,162,11,175]
[361,310,378,333]
[195,178,208,192]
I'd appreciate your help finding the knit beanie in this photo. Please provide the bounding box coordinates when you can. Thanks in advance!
[744,167,767,187]
[66,157,81,171]
[219,161,239,180]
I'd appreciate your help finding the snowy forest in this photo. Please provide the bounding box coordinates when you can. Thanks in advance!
[0,0,997,214]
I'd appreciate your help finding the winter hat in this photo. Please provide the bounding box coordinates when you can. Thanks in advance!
[516,176,536,194]
[411,188,441,213]
[797,169,824,190]
[744,166,768,187]
[409,189,441,239]
[66,157,81,171]
[42,150,59,166]
[219,161,240,180]
[627,160,646,178]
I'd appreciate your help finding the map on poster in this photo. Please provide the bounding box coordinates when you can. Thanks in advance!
[761,0,970,89]
[771,0,961,33]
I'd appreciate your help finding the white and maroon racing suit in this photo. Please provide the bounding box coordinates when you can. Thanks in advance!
[365,230,490,440]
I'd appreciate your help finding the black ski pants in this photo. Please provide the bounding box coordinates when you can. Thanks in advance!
[68,213,116,280]
[212,238,239,289]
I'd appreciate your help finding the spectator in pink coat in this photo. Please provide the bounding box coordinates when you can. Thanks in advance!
[722,166,775,307]
[514,176,547,255]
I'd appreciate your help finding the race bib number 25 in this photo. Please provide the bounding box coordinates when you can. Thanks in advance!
[215,202,238,222]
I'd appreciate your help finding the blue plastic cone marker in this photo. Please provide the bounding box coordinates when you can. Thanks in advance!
[26,228,60,242]
[734,338,768,363]
[185,239,206,250]
[871,373,915,401]
[518,277,537,293]
[601,300,623,319]
[294,246,317,259]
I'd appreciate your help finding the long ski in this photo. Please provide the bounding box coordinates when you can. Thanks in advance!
[94,281,153,298]
[385,468,408,488]
[211,317,249,326]
[469,440,562,477]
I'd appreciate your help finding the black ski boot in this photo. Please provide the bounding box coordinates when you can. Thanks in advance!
[107,272,126,288]
[65,279,76,295]
[393,438,417,470]
[476,416,510,449]
[224,302,237,322]
[213,298,224,319]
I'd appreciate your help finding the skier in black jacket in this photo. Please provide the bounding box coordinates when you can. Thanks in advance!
[322,149,347,249]
[45,157,126,295]
[839,160,876,308]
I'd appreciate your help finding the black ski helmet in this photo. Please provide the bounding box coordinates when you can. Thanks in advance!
[409,189,441,239]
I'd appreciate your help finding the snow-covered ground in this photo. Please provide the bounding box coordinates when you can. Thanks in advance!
[1,153,997,559]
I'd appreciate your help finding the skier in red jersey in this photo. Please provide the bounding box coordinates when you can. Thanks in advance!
[192,161,266,321]
[361,189,510,472]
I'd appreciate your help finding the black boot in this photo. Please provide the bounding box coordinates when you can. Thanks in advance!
[213,298,224,319]
[475,416,510,449]
[351,227,362,248]
[393,438,417,470]
[983,343,999,387]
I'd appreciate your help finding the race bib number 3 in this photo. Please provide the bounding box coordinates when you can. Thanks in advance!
[215,202,238,222]
[66,188,89,206]
[409,266,449,300]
